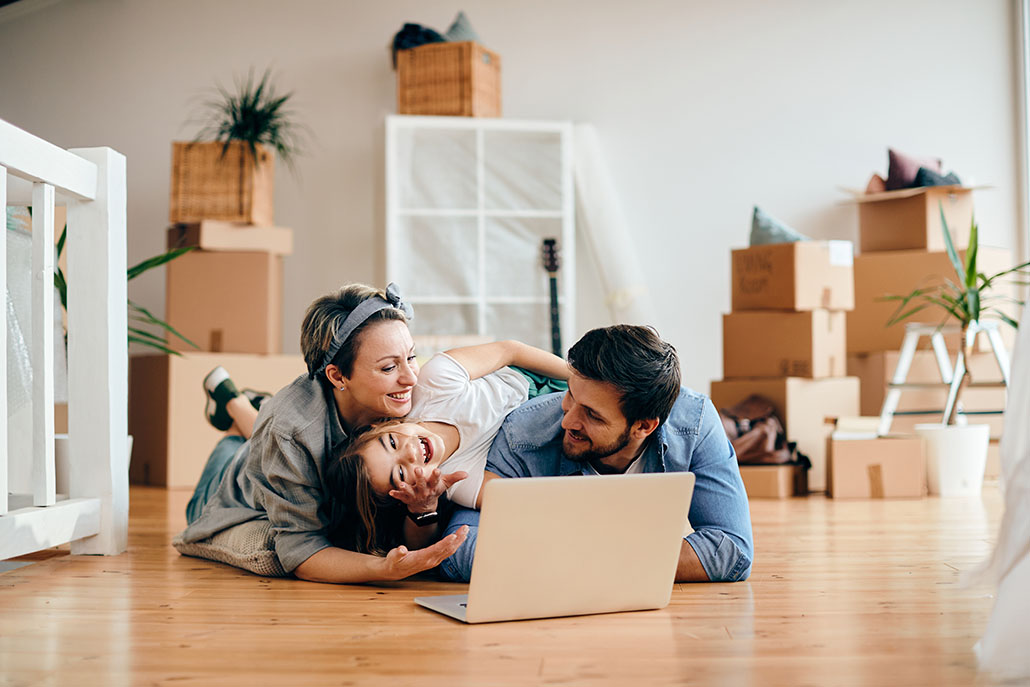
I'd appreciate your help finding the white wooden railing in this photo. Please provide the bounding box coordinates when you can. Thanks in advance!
[0,119,128,558]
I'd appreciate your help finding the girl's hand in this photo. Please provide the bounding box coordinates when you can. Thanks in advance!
[379,525,469,580]
[388,467,468,513]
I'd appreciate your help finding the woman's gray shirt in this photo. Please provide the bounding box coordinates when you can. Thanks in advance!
[180,374,350,572]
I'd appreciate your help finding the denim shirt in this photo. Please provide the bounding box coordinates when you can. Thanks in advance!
[440,388,754,583]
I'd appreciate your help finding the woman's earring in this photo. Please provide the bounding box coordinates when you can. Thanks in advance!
[339,384,345,392]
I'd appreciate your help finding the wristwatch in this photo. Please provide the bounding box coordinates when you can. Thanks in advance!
[407,510,440,527]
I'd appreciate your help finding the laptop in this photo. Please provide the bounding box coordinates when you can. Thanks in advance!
[415,471,695,623]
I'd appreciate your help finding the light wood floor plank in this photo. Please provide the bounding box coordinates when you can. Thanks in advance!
[0,485,1009,686]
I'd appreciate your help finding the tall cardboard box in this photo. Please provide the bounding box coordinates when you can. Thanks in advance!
[731,240,854,312]
[710,377,860,491]
[847,247,1015,354]
[723,310,846,379]
[827,436,926,498]
[853,186,973,253]
[166,250,283,354]
[129,352,304,487]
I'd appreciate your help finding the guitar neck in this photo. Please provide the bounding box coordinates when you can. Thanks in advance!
[547,272,561,356]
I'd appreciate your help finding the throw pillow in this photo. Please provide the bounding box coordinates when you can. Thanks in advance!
[445,11,480,42]
[390,23,446,68]
[885,148,942,191]
[173,519,288,578]
[913,166,961,188]
[750,206,809,246]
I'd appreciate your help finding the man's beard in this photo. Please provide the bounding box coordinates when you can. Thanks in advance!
[561,424,633,465]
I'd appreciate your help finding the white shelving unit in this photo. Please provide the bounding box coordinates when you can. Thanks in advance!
[385,115,575,354]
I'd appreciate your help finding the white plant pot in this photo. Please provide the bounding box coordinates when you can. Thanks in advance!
[54,434,134,495]
[914,423,990,497]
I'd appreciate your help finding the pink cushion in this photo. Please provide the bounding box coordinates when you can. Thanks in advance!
[886,148,942,191]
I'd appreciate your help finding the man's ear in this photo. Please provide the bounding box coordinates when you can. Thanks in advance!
[630,417,660,440]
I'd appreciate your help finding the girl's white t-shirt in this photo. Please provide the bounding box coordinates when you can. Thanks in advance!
[409,352,530,508]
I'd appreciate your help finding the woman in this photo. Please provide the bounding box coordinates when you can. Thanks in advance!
[324,340,569,557]
[181,283,468,583]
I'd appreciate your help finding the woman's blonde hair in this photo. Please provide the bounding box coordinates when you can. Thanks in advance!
[324,419,411,555]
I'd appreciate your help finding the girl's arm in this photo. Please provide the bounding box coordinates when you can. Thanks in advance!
[444,340,569,381]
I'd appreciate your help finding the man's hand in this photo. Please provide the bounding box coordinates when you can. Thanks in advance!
[378,525,469,580]
[388,467,468,513]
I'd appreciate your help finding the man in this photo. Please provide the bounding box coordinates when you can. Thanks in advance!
[439,324,753,583]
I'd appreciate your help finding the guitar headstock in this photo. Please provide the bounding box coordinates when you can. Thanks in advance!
[541,238,560,274]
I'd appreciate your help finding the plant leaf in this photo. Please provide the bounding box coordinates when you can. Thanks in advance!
[940,203,965,282]
[127,246,194,281]
[964,219,978,289]
[129,299,199,348]
[128,334,183,356]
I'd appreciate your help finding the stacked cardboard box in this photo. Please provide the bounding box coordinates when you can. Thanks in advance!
[845,186,1009,479]
[711,241,861,495]
[129,202,302,486]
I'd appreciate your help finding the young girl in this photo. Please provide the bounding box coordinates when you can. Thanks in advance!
[325,340,568,556]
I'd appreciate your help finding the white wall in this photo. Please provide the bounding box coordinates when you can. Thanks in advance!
[0,0,1021,393]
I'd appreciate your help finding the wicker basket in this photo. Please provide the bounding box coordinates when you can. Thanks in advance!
[397,41,501,117]
[169,141,275,226]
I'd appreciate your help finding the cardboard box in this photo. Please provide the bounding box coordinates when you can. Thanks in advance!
[854,186,973,253]
[710,377,860,491]
[166,250,283,354]
[723,310,846,379]
[731,241,854,312]
[128,352,304,487]
[827,436,926,498]
[847,350,1007,416]
[847,247,1016,354]
[167,220,294,256]
[738,463,808,499]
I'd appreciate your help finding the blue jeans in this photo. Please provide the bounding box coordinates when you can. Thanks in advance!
[186,436,245,525]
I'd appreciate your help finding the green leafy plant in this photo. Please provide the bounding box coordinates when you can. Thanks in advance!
[885,205,1030,423]
[193,68,303,169]
[53,223,198,356]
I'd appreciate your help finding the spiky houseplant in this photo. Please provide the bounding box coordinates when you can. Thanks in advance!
[885,206,1030,424]
[193,68,302,169]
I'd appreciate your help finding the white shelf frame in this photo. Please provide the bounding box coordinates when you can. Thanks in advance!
[385,115,576,353]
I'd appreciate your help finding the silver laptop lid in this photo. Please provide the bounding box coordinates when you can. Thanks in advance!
[464,472,695,623]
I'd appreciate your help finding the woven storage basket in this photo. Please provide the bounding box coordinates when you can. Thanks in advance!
[169,141,275,226]
[397,41,501,117]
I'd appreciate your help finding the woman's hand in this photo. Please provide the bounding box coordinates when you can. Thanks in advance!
[388,466,468,514]
[378,525,469,580]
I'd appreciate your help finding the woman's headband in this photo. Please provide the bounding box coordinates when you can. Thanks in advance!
[311,283,414,379]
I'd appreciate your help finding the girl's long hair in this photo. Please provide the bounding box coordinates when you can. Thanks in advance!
[324,420,409,556]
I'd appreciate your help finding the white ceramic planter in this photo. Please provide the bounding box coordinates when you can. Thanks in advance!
[914,423,990,496]
[54,434,134,495]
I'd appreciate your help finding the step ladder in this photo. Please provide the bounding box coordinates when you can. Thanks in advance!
[877,321,1010,436]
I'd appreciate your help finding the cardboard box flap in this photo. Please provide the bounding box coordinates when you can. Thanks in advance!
[838,184,990,204]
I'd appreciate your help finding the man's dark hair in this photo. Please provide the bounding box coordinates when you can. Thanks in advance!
[567,325,681,426]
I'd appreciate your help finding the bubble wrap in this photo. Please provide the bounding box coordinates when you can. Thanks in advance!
[6,207,68,417]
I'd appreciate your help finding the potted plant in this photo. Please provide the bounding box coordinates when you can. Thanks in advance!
[886,207,1030,495]
[170,68,302,227]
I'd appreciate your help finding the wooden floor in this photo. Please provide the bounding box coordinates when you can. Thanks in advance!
[0,484,1010,686]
